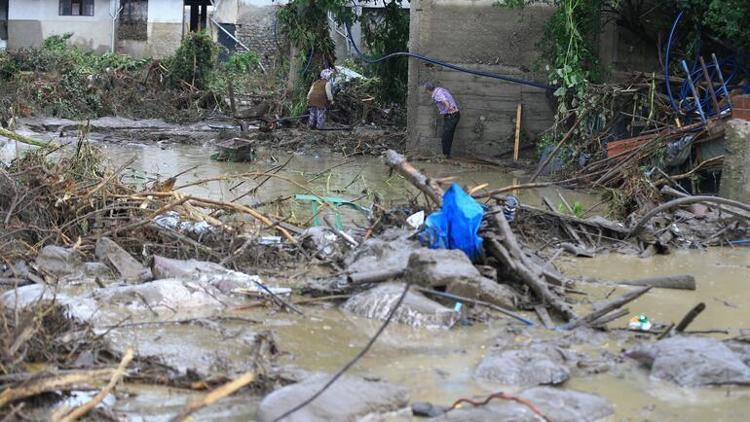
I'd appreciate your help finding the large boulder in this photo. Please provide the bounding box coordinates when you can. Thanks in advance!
[626,336,750,386]
[446,277,517,309]
[438,387,613,421]
[257,374,409,422]
[405,249,482,288]
[345,229,419,274]
[342,282,458,328]
[475,347,570,386]
[95,237,152,283]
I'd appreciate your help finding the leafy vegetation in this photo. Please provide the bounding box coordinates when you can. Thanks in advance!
[165,31,219,90]
[361,0,409,104]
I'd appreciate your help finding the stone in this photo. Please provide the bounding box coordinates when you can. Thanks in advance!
[342,282,458,329]
[475,348,570,386]
[345,229,419,274]
[437,387,613,421]
[95,237,152,283]
[151,255,268,294]
[35,245,84,278]
[720,119,750,202]
[446,277,517,309]
[91,278,231,317]
[257,374,409,422]
[405,249,482,288]
[626,336,750,386]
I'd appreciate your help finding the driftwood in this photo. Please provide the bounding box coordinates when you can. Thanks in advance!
[487,207,577,321]
[617,275,696,291]
[561,286,651,330]
[384,150,443,206]
[590,308,629,328]
[0,127,51,148]
[347,268,405,284]
[0,369,114,408]
[416,287,534,326]
[171,369,257,422]
[52,348,134,422]
[629,196,750,237]
[675,302,706,333]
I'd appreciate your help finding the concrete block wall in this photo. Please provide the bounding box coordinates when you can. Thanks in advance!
[407,0,556,157]
[235,2,280,66]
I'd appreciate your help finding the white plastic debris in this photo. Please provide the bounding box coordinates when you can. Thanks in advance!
[153,211,214,235]
[406,211,425,230]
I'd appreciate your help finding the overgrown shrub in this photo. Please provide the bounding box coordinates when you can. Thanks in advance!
[166,31,219,90]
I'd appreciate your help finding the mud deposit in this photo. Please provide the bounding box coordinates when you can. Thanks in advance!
[2,130,749,421]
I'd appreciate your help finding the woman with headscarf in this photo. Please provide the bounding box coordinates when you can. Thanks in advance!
[307,69,335,129]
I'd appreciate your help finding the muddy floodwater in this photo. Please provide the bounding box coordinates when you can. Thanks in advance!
[95,142,750,421]
[4,134,749,420]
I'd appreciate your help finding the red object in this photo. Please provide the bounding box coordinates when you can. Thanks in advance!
[732,95,750,121]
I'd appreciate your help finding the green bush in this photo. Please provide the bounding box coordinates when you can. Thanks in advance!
[166,31,219,90]
[227,51,261,73]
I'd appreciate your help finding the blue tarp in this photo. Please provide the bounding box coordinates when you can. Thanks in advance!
[419,184,484,261]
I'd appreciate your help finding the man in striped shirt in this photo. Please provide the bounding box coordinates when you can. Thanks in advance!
[424,82,460,158]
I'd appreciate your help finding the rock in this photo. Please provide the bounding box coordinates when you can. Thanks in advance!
[0,284,98,322]
[626,336,750,386]
[345,229,418,274]
[91,278,231,317]
[725,340,750,367]
[257,374,409,422]
[475,348,570,386]
[438,387,613,421]
[35,245,83,278]
[342,282,458,328]
[83,262,116,281]
[151,255,276,294]
[95,237,152,283]
[446,277,517,309]
[405,249,482,288]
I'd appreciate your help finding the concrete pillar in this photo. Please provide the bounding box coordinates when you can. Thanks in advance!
[720,119,750,202]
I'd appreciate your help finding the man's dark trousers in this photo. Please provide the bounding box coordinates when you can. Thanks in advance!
[442,112,460,157]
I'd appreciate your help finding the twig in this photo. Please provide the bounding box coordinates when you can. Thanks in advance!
[53,348,134,422]
[416,287,534,326]
[530,117,582,181]
[171,369,256,422]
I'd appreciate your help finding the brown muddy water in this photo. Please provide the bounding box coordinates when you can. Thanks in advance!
[4,136,750,420]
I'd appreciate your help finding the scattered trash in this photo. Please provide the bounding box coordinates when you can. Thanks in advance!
[419,184,485,261]
[503,195,519,223]
[153,211,214,235]
[406,210,425,230]
[628,314,653,331]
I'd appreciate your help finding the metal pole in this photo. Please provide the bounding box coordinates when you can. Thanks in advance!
[682,60,706,123]
[712,53,733,109]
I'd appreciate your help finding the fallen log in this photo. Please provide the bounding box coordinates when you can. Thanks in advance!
[487,208,577,321]
[560,286,651,330]
[616,275,696,291]
[348,268,406,284]
[384,150,443,207]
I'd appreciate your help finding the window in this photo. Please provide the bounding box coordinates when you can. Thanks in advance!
[59,0,95,17]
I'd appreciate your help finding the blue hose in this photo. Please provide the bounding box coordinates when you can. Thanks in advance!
[665,11,684,113]
[300,48,315,76]
[343,22,554,91]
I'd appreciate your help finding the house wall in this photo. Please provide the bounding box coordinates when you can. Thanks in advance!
[116,0,183,58]
[407,0,555,158]
[8,0,115,53]
[234,0,283,66]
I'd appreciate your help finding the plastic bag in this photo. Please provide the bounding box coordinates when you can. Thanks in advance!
[419,184,484,261]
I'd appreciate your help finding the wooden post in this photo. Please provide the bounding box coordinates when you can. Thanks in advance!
[514,103,523,161]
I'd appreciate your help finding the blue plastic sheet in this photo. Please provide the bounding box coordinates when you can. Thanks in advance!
[419,184,484,261]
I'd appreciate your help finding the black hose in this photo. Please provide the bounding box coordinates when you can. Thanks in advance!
[344,22,554,91]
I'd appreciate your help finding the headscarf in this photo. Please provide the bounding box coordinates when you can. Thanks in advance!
[320,68,334,81]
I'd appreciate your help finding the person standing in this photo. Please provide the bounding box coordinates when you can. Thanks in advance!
[307,69,335,129]
[424,82,460,158]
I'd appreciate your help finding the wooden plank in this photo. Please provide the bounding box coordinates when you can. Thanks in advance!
[514,103,523,161]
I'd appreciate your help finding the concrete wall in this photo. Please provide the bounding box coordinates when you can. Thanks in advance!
[116,0,183,58]
[8,0,115,53]
[407,0,555,158]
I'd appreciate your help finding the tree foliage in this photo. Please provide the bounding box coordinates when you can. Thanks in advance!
[362,0,409,104]
[166,31,219,90]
